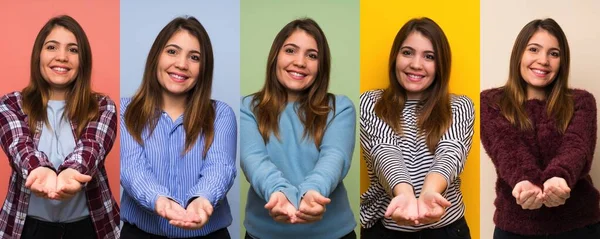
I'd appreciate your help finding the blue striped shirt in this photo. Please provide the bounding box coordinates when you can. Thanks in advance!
[120,98,237,237]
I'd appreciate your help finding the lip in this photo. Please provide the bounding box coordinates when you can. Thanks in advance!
[286,69,308,81]
[404,72,426,82]
[167,71,189,83]
[49,65,71,75]
[530,68,550,78]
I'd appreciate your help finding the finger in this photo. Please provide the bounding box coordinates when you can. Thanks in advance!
[384,199,399,218]
[25,174,38,188]
[521,192,538,209]
[73,173,92,183]
[300,204,325,216]
[165,207,187,221]
[433,194,451,208]
[313,194,331,205]
[296,211,321,222]
[273,214,291,223]
[518,190,535,205]
[264,197,277,210]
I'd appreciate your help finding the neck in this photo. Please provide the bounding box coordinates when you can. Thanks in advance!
[406,92,422,100]
[162,91,187,121]
[49,89,67,100]
[526,86,546,100]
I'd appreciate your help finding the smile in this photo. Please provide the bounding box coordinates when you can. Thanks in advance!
[530,68,550,77]
[405,72,425,82]
[287,70,307,80]
[50,66,71,74]
[168,72,189,82]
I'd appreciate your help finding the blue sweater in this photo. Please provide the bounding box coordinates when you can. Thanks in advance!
[241,95,356,239]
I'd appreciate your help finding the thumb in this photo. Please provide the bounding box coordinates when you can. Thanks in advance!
[384,199,398,218]
[512,186,522,199]
[313,194,331,205]
[74,173,92,183]
[25,174,38,188]
[265,196,277,210]
[434,194,451,208]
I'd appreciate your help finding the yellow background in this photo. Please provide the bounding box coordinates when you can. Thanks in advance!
[360,0,480,238]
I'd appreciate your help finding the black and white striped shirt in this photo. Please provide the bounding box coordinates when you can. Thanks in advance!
[359,89,475,231]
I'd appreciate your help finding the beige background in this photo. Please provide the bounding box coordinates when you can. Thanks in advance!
[480,0,600,238]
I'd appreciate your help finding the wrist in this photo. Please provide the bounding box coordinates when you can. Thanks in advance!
[393,183,415,197]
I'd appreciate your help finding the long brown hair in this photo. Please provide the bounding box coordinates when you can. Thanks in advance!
[374,17,452,152]
[22,15,98,137]
[499,18,572,133]
[250,18,334,148]
[124,16,215,157]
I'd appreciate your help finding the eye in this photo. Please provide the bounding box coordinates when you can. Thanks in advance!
[401,50,412,56]
[46,45,56,50]
[166,49,177,55]
[308,53,318,60]
[69,47,79,53]
[528,47,538,53]
[425,54,435,60]
[550,51,560,57]
[190,55,200,61]
[284,48,295,54]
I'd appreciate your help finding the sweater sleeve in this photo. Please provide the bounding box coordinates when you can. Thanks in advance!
[430,96,475,190]
[298,95,355,199]
[360,91,412,197]
[480,89,544,187]
[541,90,597,188]
[240,96,299,207]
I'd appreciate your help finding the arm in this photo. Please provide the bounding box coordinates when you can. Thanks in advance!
[541,91,597,188]
[297,95,355,199]
[240,97,299,207]
[429,96,475,193]
[0,92,54,179]
[119,99,173,212]
[57,95,116,177]
[359,91,412,197]
[185,102,237,207]
[480,90,544,187]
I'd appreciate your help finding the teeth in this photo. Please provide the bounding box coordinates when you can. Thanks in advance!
[290,72,305,77]
[170,73,186,80]
[52,67,68,72]
[532,69,548,75]
[407,74,424,79]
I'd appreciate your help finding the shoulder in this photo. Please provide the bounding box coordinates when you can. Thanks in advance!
[212,100,236,118]
[480,87,503,103]
[359,89,384,109]
[570,88,596,110]
[119,97,133,114]
[240,94,256,111]
[94,94,116,109]
[332,94,355,111]
[0,91,23,109]
[450,94,475,112]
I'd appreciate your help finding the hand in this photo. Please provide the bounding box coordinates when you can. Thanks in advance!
[416,191,451,224]
[155,196,188,222]
[53,168,92,200]
[25,167,57,199]
[296,190,331,223]
[512,180,543,210]
[265,192,297,224]
[169,197,213,230]
[384,193,419,226]
[542,177,571,207]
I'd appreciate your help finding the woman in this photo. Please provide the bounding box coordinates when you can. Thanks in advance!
[120,16,236,239]
[360,17,474,239]
[0,15,119,239]
[481,18,600,239]
[240,18,356,239]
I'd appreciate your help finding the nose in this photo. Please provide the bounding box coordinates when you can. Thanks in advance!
[55,49,68,62]
[293,55,306,68]
[174,55,189,70]
[409,56,423,70]
[537,54,550,66]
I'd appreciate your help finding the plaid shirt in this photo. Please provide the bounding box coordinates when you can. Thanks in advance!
[0,91,120,239]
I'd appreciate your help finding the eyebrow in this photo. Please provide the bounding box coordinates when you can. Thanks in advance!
[44,40,78,47]
[527,43,560,51]
[400,46,434,54]
[283,43,318,53]
[165,43,201,55]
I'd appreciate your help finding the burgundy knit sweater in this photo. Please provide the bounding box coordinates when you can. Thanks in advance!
[481,88,600,235]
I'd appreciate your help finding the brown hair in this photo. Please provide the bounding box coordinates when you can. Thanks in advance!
[249,18,334,148]
[499,18,572,133]
[124,16,215,157]
[374,17,452,152]
[22,15,98,136]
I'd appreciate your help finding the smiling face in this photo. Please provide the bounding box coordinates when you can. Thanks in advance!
[275,29,319,101]
[395,31,436,100]
[156,29,201,97]
[39,26,80,98]
[519,29,561,99]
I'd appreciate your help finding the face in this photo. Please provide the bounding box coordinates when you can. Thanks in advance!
[40,26,80,91]
[157,30,201,96]
[275,30,319,101]
[519,30,560,94]
[395,32,436,100]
